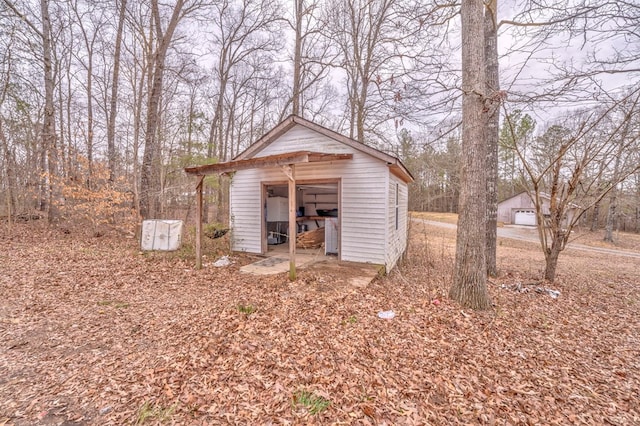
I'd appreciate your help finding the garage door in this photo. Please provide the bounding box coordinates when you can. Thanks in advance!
[514,210,536,226]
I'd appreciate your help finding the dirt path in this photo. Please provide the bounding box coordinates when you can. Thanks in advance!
[414,218,640,259]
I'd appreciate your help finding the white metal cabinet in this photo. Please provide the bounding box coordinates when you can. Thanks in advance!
[267,196,289,221]
[325,217,339,254]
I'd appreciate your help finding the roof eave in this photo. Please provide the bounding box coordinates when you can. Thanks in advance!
[184,150,353,176]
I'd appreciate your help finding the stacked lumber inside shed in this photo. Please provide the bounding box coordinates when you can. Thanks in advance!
[296,227,324,249]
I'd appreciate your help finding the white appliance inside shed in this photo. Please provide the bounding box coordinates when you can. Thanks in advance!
[324,217,338,254]
[267,196,289,221]
[265,182,339,255]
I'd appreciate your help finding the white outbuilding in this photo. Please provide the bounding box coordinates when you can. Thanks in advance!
[185,115,413,274]
[497,191,579,227]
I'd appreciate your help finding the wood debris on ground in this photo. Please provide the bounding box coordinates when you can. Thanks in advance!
[296,227,324,249]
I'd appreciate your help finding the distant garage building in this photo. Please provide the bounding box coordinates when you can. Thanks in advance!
[497,191,578,226]
[498,192,540,225]
[185,115,414,272]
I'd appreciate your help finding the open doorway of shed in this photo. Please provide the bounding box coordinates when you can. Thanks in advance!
[262,180,340,258]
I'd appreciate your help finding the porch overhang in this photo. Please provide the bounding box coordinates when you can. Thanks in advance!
[184,150,352,274]
[184,150,353,176]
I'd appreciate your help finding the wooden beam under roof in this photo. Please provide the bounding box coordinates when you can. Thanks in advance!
[184,151,353,176]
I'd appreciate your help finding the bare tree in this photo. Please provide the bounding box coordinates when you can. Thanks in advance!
[449,0,492,310]
[2,0,62,220]
[119,1,155,215]
[41,0,59,221]
[496,1,640,110]
[0,22,18,221]
[323,0,422,143]
[139,0,201,220]
[484,0,500,277]
[203,0,283,222]
[206,0,283,163]
[290,0,305,117]
[603,97,639,242]
[107,0,127,182]
[70,0,107,183]
[286,0,333,119]
[504,87,640,281]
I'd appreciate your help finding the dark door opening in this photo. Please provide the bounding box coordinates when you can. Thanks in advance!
[264,182,339,254]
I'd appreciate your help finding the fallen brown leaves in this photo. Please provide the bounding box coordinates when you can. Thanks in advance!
[0,222,639,425]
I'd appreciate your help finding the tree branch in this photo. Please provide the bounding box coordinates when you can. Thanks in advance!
[1,0,43,38]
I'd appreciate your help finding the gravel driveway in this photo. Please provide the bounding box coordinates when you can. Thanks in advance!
[414,218,640,260]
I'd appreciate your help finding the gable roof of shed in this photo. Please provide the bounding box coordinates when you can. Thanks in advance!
[235,114,414,183]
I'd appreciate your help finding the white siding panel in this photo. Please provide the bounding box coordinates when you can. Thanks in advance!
[340,155,387,265]
[229,170,263,253]
[257,125,352,157]
[385,175,409,270]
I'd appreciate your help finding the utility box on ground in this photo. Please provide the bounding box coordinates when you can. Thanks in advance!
[141,220,184,251]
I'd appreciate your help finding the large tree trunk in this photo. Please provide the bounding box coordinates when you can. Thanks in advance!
[484,0,499,277]
[603,191,617,243]
[56,57,66,179]
[40,0,59,223]
[107,0,127,182]
[85,52,94,183]
[450,0,492,310]
[291,0,303,116]
[590,201,600,231]
[0,121,17,216]
[544,237,563,282]
[131,43,145,216]
[604,140,624,242]
[356,83,366,143]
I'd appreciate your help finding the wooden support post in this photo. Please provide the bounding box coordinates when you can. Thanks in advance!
[195,175,204,270]
[283,165,297,281]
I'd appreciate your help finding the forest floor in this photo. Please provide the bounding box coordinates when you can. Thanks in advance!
[1,219,639,425]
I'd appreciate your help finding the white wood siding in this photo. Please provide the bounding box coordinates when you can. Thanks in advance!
[229,168,265,253]
[386,174,409,270]
[230,124,389,266]
[255,126,352,157]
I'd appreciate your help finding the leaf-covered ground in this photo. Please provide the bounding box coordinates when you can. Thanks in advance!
[1,221,639,425]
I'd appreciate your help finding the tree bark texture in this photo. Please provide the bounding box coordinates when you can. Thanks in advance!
[40,0,59,222]
[85,48,94,182]
[107,0,127,182]
[543,234,563,281]
[450,0,492,310]
[604,129,628,242]
[292,0,303,116]
[0,121,17,215]
[604,154,622,242]
[0,55,17,215]
[590,202,600,231]
[484,0,499,277]
[603,191,617,243]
